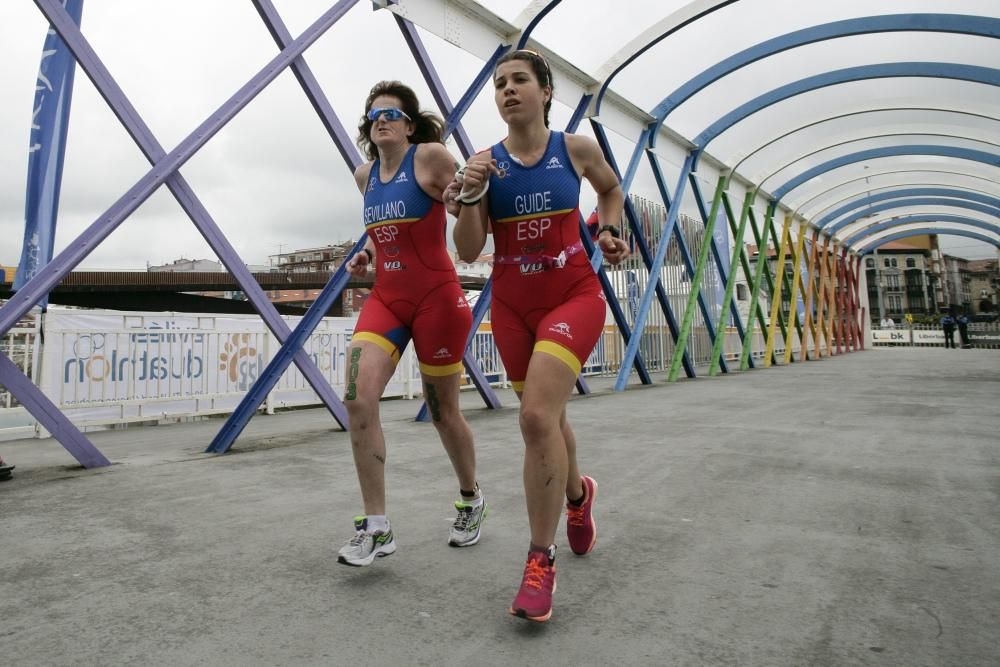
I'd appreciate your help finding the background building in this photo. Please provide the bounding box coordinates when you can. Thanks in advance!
[267,241,355,273]
[864,242,937,322]
[965,258,999,315]
[147,258,224,273]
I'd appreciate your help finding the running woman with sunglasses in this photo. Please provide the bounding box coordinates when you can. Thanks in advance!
[336,81,486,567]
[449,51,628,620]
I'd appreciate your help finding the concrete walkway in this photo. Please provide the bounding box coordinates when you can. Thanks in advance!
[2,348,998,666]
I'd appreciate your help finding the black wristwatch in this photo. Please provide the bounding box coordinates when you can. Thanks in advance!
[597,224,621,239]
[458,194,485,206]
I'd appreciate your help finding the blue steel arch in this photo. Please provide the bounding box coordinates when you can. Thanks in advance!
[859,228,1000,254]
[798,171,1000,218]
[842,214,1000,248]
[593,0,741,115]
[817,187,1000,228]
[772,145,1000,204]
[829,198,1000,236]
[516,0,562,49]
[688,63,1000,157]
[759,132,1000,193]
[648,14,999,131]
[730,107,1000,177]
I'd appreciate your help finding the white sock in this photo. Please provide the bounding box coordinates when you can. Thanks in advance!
[366,515,388,533]
[459,483,483,505]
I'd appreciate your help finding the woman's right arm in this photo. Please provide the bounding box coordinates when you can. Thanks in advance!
[452,152,497,262]
[347,163,376,277]
[453,198,489,263]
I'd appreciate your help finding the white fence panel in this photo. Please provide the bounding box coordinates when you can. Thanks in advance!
[0,316,41,440]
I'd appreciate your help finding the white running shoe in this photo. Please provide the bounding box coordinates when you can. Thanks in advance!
[337,516,397,566]
[448,495,487,547]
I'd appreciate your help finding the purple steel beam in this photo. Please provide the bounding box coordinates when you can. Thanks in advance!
[1,0,361,337]
[0,351,110,468]
[253,0,363,170]
[443,44,510,147]
[24,0,353,430]
[393,15,476,159]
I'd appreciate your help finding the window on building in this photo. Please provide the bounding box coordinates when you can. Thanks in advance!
[884,258,891,268]
[737,284,748,301]
[866,258,874,268]
[905,258,916,268]
[886,274,900,289]
[887,295,903,312]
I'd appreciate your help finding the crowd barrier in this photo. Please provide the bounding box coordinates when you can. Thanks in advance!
[0,308,772,438]
[870,323,1000,348]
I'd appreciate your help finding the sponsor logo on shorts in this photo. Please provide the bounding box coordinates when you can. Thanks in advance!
[394,170,409,183]
[545,157,563,170]
[433,347,451,359]
[548,322,573,339]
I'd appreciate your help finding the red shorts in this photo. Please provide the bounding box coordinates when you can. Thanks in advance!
[490,281,605,391]
[353,280,472,376]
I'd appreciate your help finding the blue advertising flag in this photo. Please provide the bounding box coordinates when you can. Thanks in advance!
[13,1,84,309]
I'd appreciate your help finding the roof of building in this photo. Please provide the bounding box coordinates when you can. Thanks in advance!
[965,258,998,273]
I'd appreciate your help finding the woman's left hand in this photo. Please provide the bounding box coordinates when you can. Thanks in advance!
[443,179,462,217]
[598,233,629,265]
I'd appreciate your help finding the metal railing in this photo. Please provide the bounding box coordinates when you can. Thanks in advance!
[0,316,42,440]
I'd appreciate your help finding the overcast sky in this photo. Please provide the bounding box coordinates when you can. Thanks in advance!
[1,0,996,272]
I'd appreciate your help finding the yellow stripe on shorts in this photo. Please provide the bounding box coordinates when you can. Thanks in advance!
[419,360,464,377]
[353,332,401,363]
[534,340,582,375]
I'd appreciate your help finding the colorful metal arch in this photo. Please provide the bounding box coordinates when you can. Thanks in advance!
[842,214,1000,248]
[616,81,1000,387]
[858,228,1000,253]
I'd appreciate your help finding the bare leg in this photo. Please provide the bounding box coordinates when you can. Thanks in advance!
[422,372,477,491]
[517,353,578,547]
[562,409,583,501]
[344,341,397,516]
